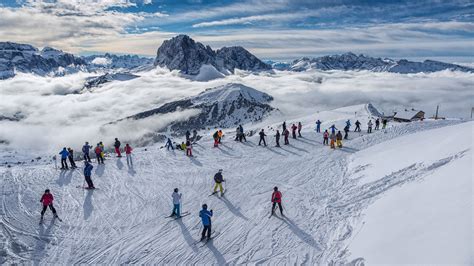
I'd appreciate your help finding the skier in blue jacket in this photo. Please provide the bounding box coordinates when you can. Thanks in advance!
[165,138,174,151]
[59,147,69,170]
[199,204,213,240]
[82,142,92,162]
[315,120,322,133]
[83,161,94,189]
[329,124,338,134]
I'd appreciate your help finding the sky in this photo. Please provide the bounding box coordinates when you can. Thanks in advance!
[0,0,473,61]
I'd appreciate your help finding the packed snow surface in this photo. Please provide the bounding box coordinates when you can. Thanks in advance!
[1,104,471,264]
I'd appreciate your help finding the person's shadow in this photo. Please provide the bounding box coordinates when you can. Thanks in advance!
[33,217,56,265]
[116,158,124,170]
[189,156,202,166]
[83,190,94,220]
[219,197,249,221]
[277,216,320,250]
[206,239,227,265]
[95,164,105,177]
[176,219,199,252]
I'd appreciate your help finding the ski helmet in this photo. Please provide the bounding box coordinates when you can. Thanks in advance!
[45,189,50,193]
[174,188,178,192]
[202,204,208,209]
[218,169,223,173]
[274,186,278,191]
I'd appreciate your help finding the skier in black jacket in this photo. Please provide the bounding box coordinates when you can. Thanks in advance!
[114,138,122,157]
[275,130,281,147]
[258,129,267,146]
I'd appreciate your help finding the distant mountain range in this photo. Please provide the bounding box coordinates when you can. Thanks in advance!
[1,37,472,80]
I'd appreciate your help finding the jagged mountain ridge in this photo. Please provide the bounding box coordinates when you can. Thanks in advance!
[154,35,271,75]
[288,52,473,73]
[124,83,274,134]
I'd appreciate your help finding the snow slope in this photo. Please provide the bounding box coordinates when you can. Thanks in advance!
[346,122,473,264]
[0,105,470,264]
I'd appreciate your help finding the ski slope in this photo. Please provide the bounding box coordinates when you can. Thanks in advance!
[0,104,471,264]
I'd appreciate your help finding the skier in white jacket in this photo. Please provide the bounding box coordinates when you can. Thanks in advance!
[171,188,182,218]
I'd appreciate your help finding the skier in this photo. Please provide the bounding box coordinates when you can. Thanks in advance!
[67,148,76,168]
[354,120,361,132]
[283,128,290,145]
[218,130,223,143]
[186,140,193,156]
[315,120,322,133]
[239,125,246,142]
[124,143,133,166]
[271,187,283,216]
[185,130,191,142]
[258,129,267,146]
[171,188,182,218]
[83,161,94,189]
[94,144,104,164]
[82,142,92,162]
[40,189,58,221]
[282,121,287,132]
[367,120,373,133]
[192,129,198,142]
[165,138,174,151]
[199,204,213,241]
[291,124,297,139]
[343,124,350,140]
[180,142,186,151]
[345,119,351,129]
[298,122,302,137]
[336,131,343,148]
[330,132,336,149]
[329,124,338,134]
[382,119,388,129]
[375,118,380,130]
[114,138,122,157]
[235,127,240,141]
[212,131,219,147]
[212,169,225,195]
[323,130,329,145]
[275,129,281,147]
[99,142,105,160]
[59,147,69,170]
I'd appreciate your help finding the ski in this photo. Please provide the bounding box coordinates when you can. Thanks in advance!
[165,211,190,218]
[174,212,190,220]
[199,231,221,247]
[208,192,218,197]
[76,186,98,190]
[39,218,43,225]
[55,216,63,222]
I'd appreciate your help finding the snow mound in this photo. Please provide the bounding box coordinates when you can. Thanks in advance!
[193,64,225,81]
[192,83,273,105]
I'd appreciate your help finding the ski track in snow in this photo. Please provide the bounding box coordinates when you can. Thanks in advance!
[0,115,466,264]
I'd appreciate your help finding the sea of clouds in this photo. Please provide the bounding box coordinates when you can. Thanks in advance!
[0,67,472,154]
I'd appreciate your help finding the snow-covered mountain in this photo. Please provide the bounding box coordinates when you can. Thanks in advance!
[0,42,86,79]
[154,35,271,75]
[287,52,474,73]
[82,53,154,71]
[124,83,274,133]
[84,72,140,89]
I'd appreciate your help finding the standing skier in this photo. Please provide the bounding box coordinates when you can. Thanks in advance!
[165,138,174,151]
[336,131,343,148]
[40,189,58,221]
[213,131,219,147]
[218,130,223,143]
[367,120,373,133]
[67,148,76,168]
[271,187,283,216]
[382,119,388,129]
[99,142,105,159]
[343,124,350,140]
[59,147,69,170]
[282,121,287,132]
[239,125,246,142]
[124,143,133,167]
[212,169,225,195]
[323,130,329,145]
[329,124,338,134]
[354,120,361,132]
[114,138,122,157]
[199,204,213,241]
[275,129,281,147]
[315,120,322,133]
[258,129,267,146]
[375,118,380,130]
[186,140,193,157]
[283,128,290,145]
[291,124,297,139]
[83,161,94,189]
[345,119,351,129]
[192,129,198,142]
[95,144,104,164]
[171,188,182,218]
[330,132,336,149]
[82,142,92,162]
[297,122,302,137]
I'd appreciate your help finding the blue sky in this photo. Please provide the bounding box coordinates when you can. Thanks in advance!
[0,0,473,61]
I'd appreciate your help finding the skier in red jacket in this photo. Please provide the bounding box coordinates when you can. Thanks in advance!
[291,124,297,139]
[124,143,133,166]
[271,187,283,216]
[40,189,58,220]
